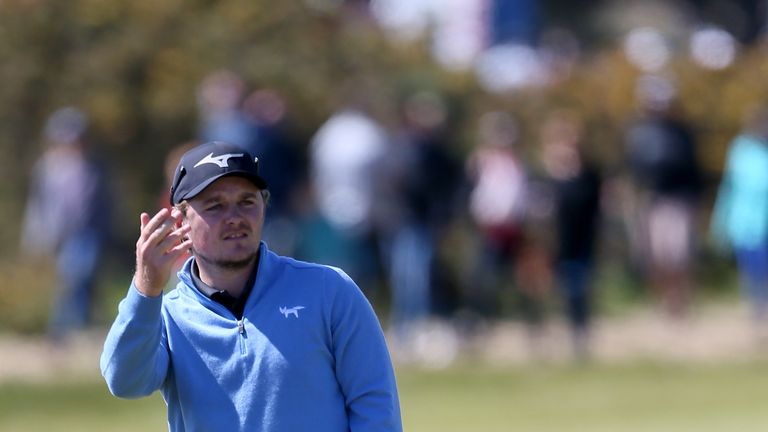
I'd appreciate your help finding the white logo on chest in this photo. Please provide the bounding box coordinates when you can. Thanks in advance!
[279,306,305,318]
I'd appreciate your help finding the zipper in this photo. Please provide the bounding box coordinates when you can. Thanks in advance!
[237,319,247,355]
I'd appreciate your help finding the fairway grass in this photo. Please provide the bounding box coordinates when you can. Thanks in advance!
[2,360,768,431]
[398,361,768,432]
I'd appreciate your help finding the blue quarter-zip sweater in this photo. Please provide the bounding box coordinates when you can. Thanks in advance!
[100,242,402,431]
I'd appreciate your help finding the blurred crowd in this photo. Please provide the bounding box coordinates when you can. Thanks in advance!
[22,65,768,364]
[17,0,768,364]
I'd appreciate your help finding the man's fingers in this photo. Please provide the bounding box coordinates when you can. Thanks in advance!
[139,208,171,241]
[170,207,183,221]
[134,208,187,296]
[140,212,150,229]
[156,225,191,255]
[167,238,193,259]
[141,210,181,245]
[149,236,191,276]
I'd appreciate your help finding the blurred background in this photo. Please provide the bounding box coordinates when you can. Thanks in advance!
[4,0,768,430]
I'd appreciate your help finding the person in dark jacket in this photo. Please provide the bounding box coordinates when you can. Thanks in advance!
[541,110,602,359]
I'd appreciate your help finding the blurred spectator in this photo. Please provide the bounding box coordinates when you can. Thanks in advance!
[21,107,112,342]
[710,105,768,339]
[541,110,602,359]
[624,76,702,318]
[197,69,252,148]
[303,93,387,293]
[242,88,305,256]
[381,90,463,348]
[466,111,528,319]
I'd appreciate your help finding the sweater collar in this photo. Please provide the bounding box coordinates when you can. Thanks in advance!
[177,241,273,307]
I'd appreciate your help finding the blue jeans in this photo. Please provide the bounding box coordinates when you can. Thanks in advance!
[389,224,433,339]
[557,260,593,331]
[735,245,768,321]
[50,229,102,339]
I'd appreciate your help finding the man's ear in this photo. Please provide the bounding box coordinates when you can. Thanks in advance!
[261,189,271,206]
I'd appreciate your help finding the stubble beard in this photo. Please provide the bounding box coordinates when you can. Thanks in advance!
[192,247,258,271]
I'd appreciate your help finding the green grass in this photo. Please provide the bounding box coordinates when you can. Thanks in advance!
[0,379,165,432]
[2,361,768,431]
[398,361,768,432]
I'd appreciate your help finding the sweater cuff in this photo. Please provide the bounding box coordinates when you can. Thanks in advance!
[121,282,163,322]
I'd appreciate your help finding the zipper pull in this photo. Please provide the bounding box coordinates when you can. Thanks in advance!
[237,319,247,355]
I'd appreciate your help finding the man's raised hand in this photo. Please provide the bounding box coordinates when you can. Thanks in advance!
[134,208,192,297]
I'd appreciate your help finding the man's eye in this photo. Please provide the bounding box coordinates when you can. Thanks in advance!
[241,199,256,207]
[205,204,222,212]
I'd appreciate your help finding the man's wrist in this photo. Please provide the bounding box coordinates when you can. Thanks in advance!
[133,276,164,298]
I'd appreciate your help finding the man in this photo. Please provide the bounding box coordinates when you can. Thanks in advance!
[624,77,701,317]
[21,107,112,342]
[100,141,402,431]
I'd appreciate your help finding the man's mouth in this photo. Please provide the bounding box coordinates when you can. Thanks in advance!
[223,232,248,240]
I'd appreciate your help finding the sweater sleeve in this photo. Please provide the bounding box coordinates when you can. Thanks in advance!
[329,269,403,432]
[100,283,170,399]
[709,142,736,251]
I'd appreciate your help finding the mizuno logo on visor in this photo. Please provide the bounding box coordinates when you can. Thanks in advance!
[194,152,245,168]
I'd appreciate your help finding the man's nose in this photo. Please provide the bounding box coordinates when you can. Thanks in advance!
[223,205,246,224]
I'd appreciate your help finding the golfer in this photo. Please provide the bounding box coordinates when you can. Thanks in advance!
[101,141,402,431]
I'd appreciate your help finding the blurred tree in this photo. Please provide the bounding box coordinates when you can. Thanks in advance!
[1,0,767,333]
[0,0,450,261]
